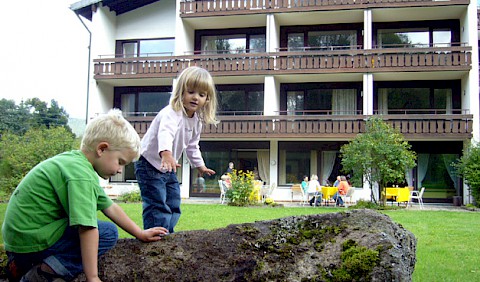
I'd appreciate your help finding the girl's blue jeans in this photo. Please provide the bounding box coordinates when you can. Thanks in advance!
[7,220,118,281]
[135,156,181,233]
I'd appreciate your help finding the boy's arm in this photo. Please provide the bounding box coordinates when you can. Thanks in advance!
[102,203,168,241]
[78,226,101,282]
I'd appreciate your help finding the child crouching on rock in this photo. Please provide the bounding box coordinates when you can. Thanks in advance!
[2,109,168,282]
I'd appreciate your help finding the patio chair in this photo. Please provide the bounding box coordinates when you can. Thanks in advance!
[261,182,276,202]
[409,187,425,209]
[218,180,227,204]
[344,187,356,207]
[291,184,303,203]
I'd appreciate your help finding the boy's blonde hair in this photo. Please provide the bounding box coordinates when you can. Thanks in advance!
[171,66,219,125]
[81,109,141,160]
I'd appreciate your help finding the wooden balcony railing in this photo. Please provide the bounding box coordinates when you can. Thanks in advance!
[126,114,473,140]
[93,47,472,79]
[180,0,469,17]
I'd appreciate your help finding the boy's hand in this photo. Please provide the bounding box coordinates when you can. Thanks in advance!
[198,166,216,176]
[138,227,169,242]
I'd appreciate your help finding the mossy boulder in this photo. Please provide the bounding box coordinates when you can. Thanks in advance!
[72,209,416,281]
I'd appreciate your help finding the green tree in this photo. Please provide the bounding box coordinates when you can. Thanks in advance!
[340,117,416,205]
[0,127,77,200]
[0,98,71,135]
[453,142,480,206]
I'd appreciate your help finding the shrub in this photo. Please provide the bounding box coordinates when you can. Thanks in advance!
[454,143,480,207]
[226,169,256,206]
[118,190,142,203]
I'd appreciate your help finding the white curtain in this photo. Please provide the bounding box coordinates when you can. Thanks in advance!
[446,90,452,114]
[257,151,270,185]
[332,89,356,115]
[321,151,337,185]
[443,154,459,195]
[417,154,430,188]
[378,89,388,115]
[405,169,414,187]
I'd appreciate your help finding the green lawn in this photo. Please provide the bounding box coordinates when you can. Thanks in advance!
[1,203,479,281]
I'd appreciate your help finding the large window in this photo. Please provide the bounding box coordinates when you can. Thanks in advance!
[114,86,172,116]
[281,24,362,51]
[374,20,459,48]
[375,81,460,114]
[117,38,175,57]
[282,83,361,115]
[217,84,264,115]
[195,28,266,54]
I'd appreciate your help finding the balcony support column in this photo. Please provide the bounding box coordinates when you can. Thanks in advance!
[269,140,278,188]
[363,9,372,50]
[363,73,374,115]
[266,13,279,52]
[264,76,279,115]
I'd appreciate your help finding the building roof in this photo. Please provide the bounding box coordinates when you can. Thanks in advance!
[70,0,160,20]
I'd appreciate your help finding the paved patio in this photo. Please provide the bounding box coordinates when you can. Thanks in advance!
[181,197,468,211]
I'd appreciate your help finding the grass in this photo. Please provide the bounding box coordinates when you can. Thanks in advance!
[1,203,479,281]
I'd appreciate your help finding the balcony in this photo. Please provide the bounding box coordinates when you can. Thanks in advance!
[126,113,473,140]
[93,46,472,80]
[180,0,469,17]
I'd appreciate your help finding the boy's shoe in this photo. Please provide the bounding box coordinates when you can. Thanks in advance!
[20,264,65,282]
[6,259,25,282]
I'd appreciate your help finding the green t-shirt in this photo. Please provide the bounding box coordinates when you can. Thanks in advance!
[2,150,113,253]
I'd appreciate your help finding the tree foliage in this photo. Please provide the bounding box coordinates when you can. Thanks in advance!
[0,127,77,200]
[453,142,480,206]
[340,117,416,205]
[0,98,71,135]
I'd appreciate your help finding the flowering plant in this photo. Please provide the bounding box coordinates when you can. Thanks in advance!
[226,169,256,206]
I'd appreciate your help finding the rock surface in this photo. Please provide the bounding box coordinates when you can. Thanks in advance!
[75,209,416,281]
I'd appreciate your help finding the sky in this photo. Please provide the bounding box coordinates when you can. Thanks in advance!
[0,0,90,119]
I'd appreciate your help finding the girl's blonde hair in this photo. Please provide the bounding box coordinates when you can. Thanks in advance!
[170,66,219,125]
[81,109,141,160]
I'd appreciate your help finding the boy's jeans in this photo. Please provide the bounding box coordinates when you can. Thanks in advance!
[135,156,181,233]
[8,220,118,281]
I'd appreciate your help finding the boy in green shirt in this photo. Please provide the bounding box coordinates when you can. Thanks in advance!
[2,109,168,281]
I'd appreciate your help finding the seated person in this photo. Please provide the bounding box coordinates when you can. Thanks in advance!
[307,174,322,206]
[220,173,231,189]
[333,175,341,187]
[332,175,350,206]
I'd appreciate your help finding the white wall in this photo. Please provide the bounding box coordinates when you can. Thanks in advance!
[116,1,176,39]
[89,4,117,118]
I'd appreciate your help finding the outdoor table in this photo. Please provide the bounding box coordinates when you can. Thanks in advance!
[321,186,338,206]
[385,187,410,205]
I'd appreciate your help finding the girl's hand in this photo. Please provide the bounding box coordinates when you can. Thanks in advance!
[160,151,181,173]
[198,166,216,176]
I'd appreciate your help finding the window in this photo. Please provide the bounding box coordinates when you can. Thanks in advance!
[281,24,362,51]
[378,28,430,48]
[308,30,357,50]
[283,83,360,115]
[195,28,266,54]
[374,20,458,48]
[114,86,172,116]
[217,85,264,115]
[117,38,175,57]
[279,150,310,185]
[376,81,459,115]
[201,34,246,54]
[288,33,304,51]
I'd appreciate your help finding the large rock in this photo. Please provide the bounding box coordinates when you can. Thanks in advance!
[78,209,416,281]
